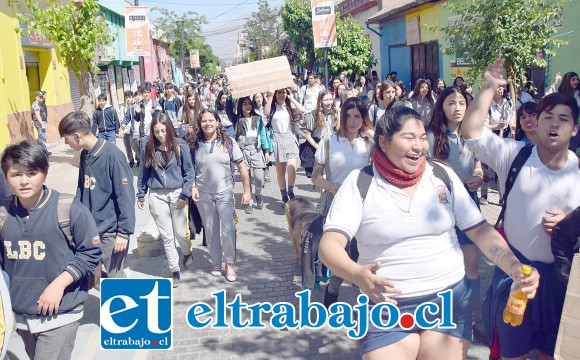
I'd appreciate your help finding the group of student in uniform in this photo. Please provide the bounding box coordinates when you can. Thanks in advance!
[1,60,580,360]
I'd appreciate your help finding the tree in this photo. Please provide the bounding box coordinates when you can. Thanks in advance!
[437,0,568,90]
[281,0,316,70]
[323,16,375,77]
[19,0,114,115]
[243,0,280,61]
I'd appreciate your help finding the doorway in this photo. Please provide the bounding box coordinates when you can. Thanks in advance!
[410,41,439,90]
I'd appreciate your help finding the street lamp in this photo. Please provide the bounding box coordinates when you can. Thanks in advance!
[176,20,185,84]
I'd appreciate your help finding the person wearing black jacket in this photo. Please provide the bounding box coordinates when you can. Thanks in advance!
[92,94,120,143]
[1,141,101,359]
[159,83,183,134]
[59,111,135,279]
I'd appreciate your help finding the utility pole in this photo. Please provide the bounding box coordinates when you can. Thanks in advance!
[135,0,145,86]
[177,20,185,84]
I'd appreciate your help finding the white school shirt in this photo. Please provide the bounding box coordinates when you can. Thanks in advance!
[271,103,292,134]
[314,135,372,184]
[324,163,485,298]
[466,127,580,263]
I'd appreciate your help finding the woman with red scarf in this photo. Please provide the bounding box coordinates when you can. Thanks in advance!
[319,107,539,359]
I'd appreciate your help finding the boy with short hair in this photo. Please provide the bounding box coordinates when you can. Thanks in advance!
[0,141,101,360]
[120,90,141,167]
[59,111,135,279]
[92,94,120,143]
[159,83,183,132]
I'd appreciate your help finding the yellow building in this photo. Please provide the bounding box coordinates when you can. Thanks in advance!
[0,0,73,150]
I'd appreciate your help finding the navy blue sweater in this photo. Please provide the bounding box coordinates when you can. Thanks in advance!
[76,138,136,239]
[0,188,101,316]
[137,142,194,201]
[92,104,120,135]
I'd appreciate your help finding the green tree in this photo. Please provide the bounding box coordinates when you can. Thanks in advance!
[437,0,568,89]
[281,0,315,70]
[323,16,375,77]
[19,0,114,115]
[243,0,280,60]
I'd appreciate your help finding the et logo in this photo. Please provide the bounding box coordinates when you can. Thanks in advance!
[100,279,173,350]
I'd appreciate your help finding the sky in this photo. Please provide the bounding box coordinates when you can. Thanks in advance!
[139,0,286,63]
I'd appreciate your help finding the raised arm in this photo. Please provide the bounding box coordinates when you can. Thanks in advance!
[462,59,510,140]
[263,89,274,122]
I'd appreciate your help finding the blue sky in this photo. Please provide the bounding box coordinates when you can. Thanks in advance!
[140,0,285,61]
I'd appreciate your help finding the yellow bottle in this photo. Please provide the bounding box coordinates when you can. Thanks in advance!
[503,265,533,326]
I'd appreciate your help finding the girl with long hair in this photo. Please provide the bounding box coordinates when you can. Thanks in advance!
[311,96,375,307]
[231,96,271,213]
[409,78,435,125]
[137,113,195,286]
[368,80,397,126]
[515,101,538,145]
[395,80,409,101]
[252,92,265,118]
[426,86,485,335]
[215,89,235,137]
[187,109,251,282]
[264,88,306,205]
[433,78,446,101]
[301,90,339,177]
[177,88,201,138]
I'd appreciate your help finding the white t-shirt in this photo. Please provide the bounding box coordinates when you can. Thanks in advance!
[314,135,372,184]
[301,84,323,113]
[466,127,580,263]
[324,163,485,297]
[271,103,292,134]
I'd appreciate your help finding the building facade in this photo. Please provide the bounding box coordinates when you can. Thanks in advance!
[0,0,73,149]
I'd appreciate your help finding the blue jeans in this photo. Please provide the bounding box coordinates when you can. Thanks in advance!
[98,130,117,143]
[33,121,47,149]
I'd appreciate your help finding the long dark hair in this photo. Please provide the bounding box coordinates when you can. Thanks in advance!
[183,88,201,131]
[266,89,294,129]
[337,97,374,142]
[410,78,434,107]
[426,86,469,160]
[215,90,227,111]
[236,96,257,119]
[145,113,180,168]
[515,101,537,141]
[186,109,232,152]
[558,72,579,97]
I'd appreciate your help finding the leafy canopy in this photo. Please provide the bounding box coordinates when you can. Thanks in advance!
[243,0,280,61]
[437,0,568,86]
[19,0,114,78]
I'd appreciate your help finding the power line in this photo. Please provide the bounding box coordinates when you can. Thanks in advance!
[208,0,252,20]
[140,0,259,5]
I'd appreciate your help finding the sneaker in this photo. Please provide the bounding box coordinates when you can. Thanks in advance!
[128,160,135,168]
[323,287,338,308]
[182,253,193,270]
[245,204,253,214]
[255,195,263,210]
[210,264,221,276]
[172,271,180,287]
[225,263,237,282]
[479,197,488,206]
[282,195,289,204]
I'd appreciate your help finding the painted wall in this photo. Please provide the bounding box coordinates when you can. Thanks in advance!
[548,2,580,87]
[380,17,411,88]
[350,6,381,75]
[0,1,72,150]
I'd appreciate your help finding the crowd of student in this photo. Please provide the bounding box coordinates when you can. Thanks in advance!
[0,61,579,360]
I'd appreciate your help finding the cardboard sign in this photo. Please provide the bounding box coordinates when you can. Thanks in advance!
[555,252,580,360]
[225,56,294,99]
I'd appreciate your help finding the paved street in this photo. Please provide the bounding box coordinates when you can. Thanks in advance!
[7,139,505,360]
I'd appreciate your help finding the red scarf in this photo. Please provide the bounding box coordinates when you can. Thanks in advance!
[372,148,426,187]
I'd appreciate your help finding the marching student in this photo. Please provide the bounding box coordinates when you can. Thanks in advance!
[92,94,120,143]
[1,141,101,360]
[120,90,141,167]
[137,113,195,287]
[59,111,136,279]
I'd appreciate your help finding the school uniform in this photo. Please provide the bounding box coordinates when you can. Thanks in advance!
[92,104,119,143]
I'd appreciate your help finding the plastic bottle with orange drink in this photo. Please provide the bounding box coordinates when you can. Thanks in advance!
[503,264,533,326]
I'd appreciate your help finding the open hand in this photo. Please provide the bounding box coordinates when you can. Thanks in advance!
[353,261,401,305]
[484,59,510,89]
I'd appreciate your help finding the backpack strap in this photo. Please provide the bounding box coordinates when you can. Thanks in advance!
[323,135,331,181]
[428,159,452,194]
[56,193,75,248]
[356,165,374,202]
[494,144,534,228]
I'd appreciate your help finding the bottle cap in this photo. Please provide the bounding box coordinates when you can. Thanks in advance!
[521,264,533,276]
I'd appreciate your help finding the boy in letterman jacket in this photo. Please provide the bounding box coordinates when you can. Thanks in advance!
[0,141,101,360]
[59,111,135,279]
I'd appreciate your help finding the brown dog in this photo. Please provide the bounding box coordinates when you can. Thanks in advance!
[285,197,320,261]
